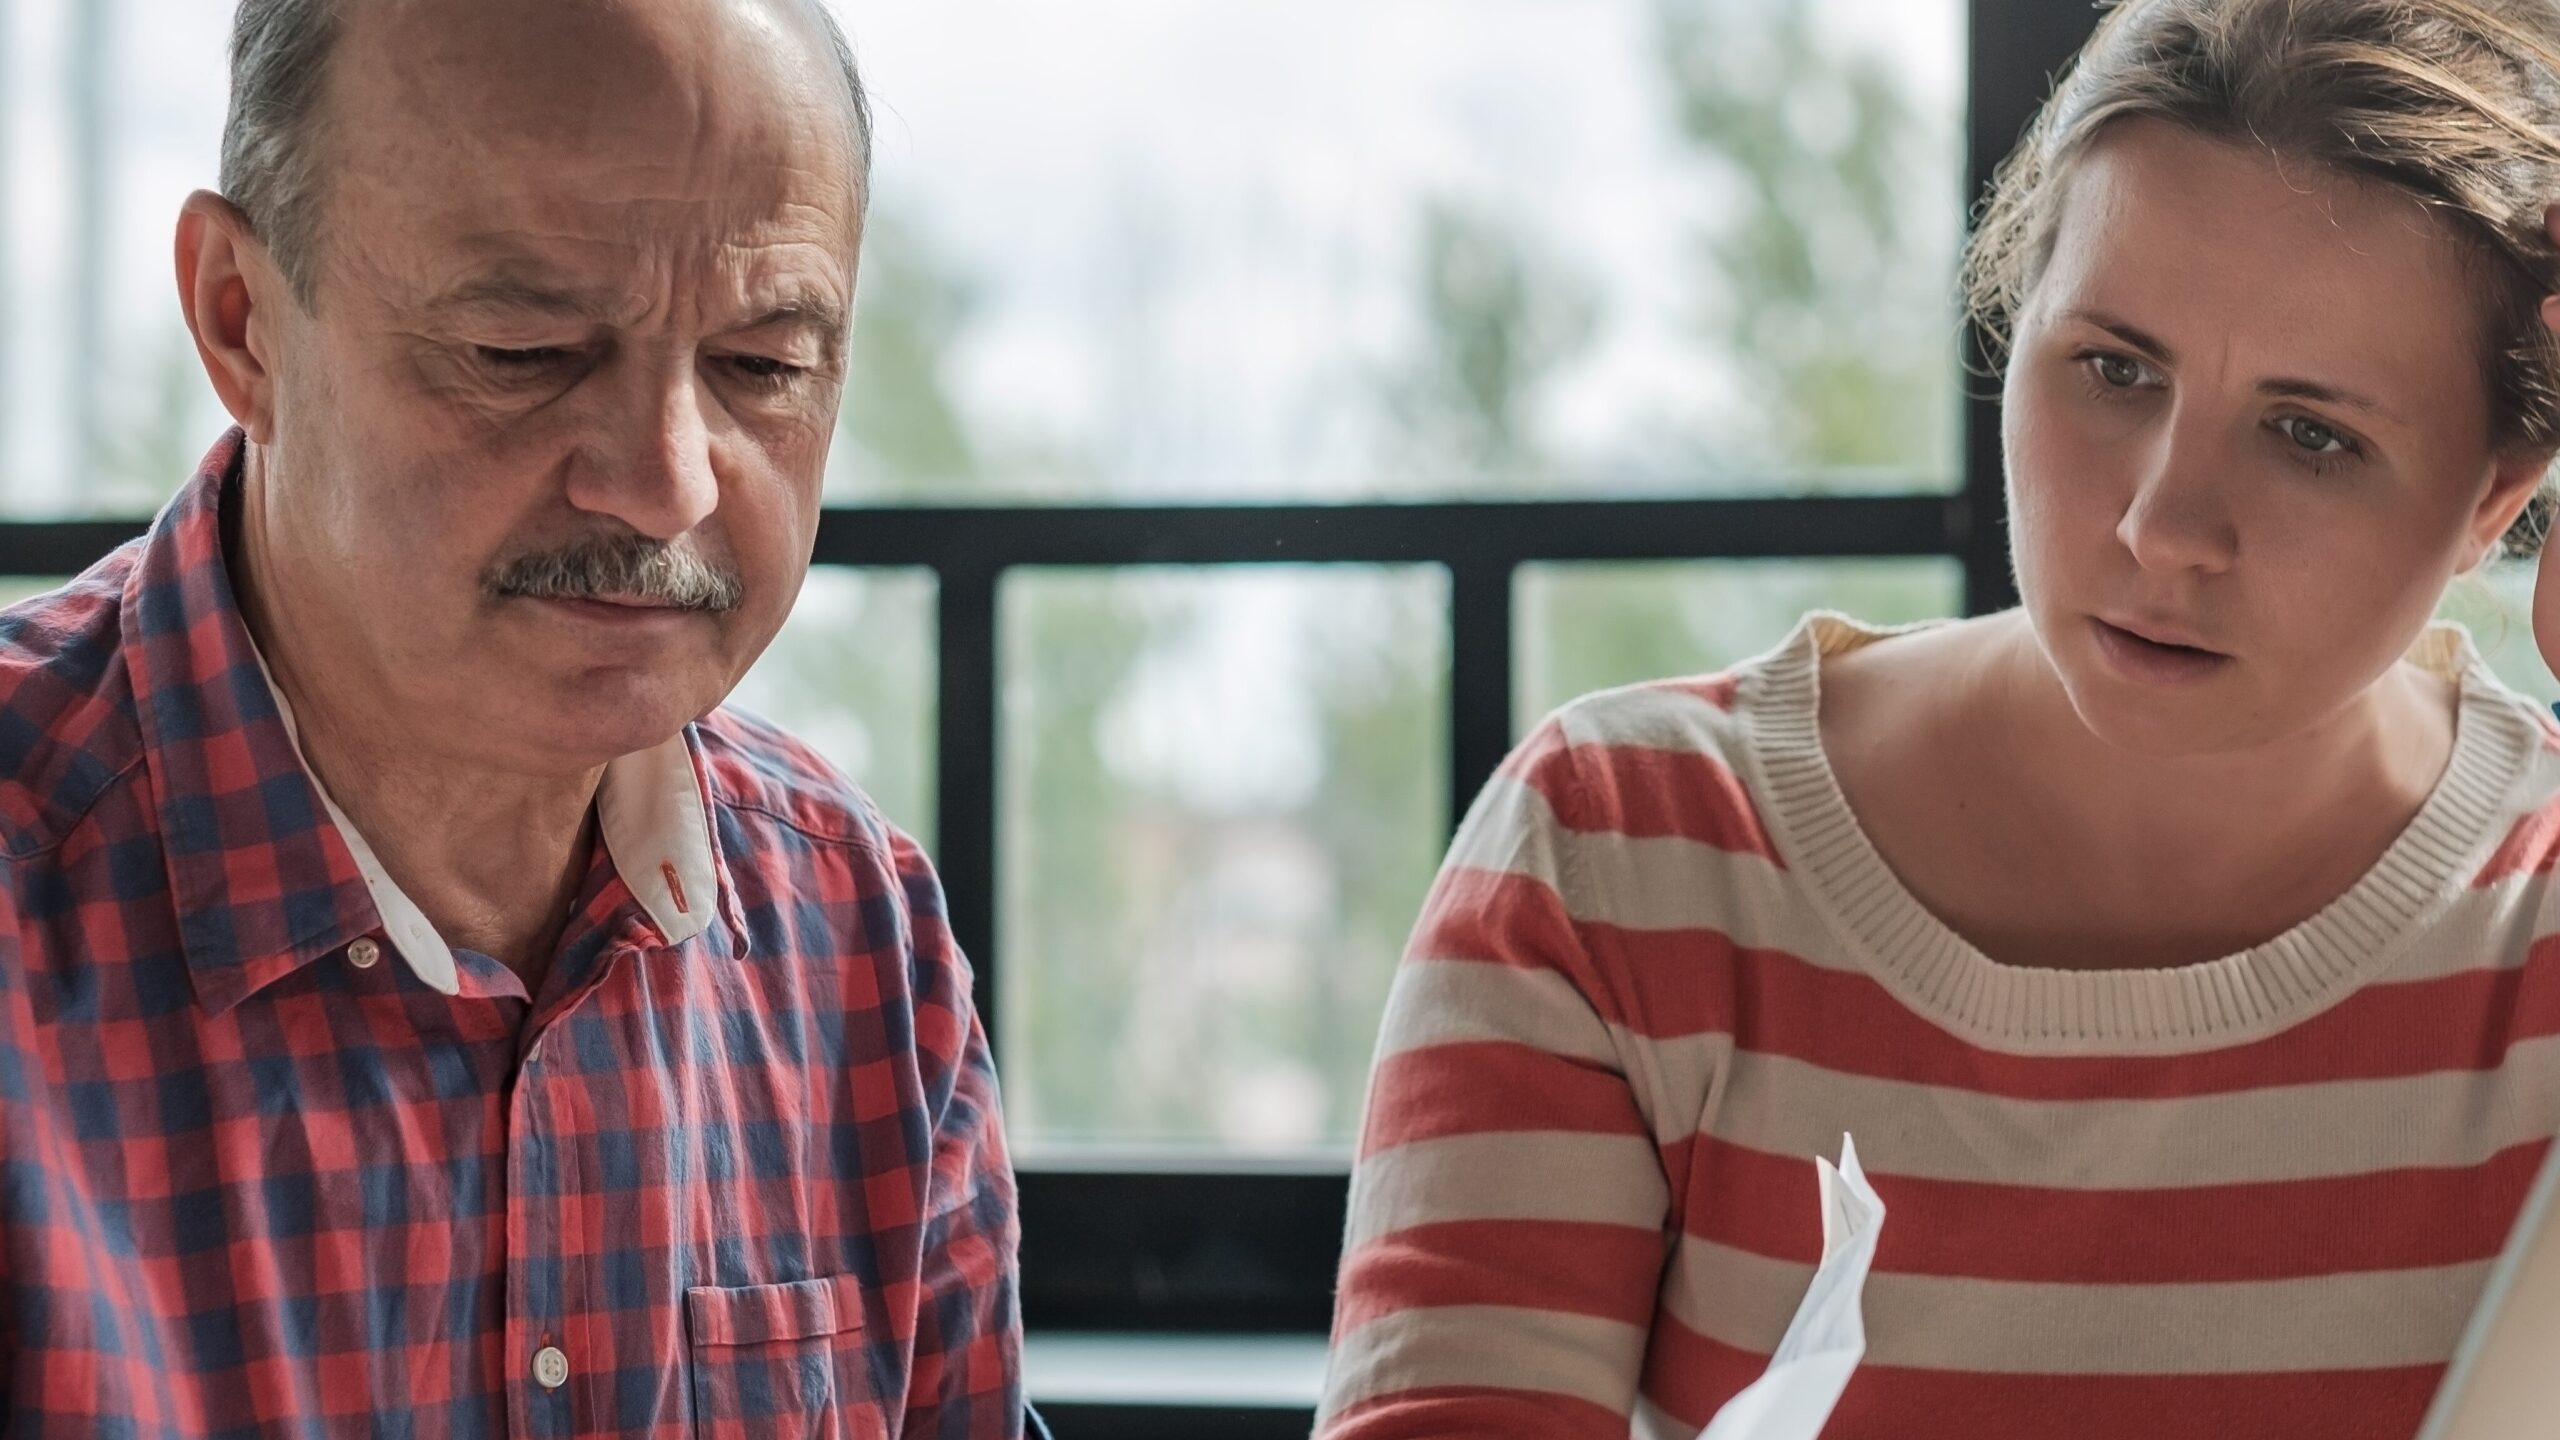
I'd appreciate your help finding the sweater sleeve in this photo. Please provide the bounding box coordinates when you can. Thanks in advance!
[1318,716,1674,1440]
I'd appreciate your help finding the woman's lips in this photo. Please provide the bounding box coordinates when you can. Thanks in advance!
[2091,617,2233,686]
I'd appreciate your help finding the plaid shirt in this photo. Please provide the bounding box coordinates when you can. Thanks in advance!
[0,433,1021,1437]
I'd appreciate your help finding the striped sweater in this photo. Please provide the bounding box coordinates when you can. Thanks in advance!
[1318,613,2560,1440]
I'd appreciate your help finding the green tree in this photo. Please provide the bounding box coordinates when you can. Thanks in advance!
[1500,0,1968,725]
[92,333,218,513]
[1386,197,1596,487]
[830,210,986,501]
[1658,0,1959,480]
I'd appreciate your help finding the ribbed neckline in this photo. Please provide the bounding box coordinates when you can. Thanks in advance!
[1739,613,2541,1054]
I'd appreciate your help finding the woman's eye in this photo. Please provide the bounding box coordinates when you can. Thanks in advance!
[2078,351,2160,389]
[2279,415,2350,454]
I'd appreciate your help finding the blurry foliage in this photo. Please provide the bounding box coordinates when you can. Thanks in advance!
[832,210,987,501]
[1503,0,1966,733]
[75,4,2000,1153]
[616,2,1976,1151]
[1659,0,1960,478]
[1516,559,1963,728]
[997,572,1156,1140]
[60,3,2560,1156]
[1386,198,1597,486]
[2438,563,2560,709]
[92,334,216,513]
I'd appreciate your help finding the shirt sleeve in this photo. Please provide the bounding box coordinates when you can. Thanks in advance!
[882,826,1024,1440]
[1318,717,1673,1440]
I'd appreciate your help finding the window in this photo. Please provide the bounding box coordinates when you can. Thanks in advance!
[21,0,2492,1432]
[815,0,1974,1171]
[831,0,1965,507]
[998,565,1447,1154]
[0,0,1986,1317]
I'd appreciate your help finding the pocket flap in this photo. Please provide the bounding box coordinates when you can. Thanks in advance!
[685,1274,865,1347]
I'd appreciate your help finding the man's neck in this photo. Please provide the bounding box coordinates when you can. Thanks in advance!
[286,693,602,988]
[227,455,604,989]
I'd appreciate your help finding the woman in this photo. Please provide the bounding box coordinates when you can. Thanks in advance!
[1320,2,2560,1437]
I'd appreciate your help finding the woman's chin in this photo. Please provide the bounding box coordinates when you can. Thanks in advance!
[2048,655,2270,760]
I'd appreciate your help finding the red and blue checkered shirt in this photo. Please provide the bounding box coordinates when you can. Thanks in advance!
[0,433,1022,1436]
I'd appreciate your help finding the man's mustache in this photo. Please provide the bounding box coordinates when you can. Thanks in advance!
[484,531,746,612]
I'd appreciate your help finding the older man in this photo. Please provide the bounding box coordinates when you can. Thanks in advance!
[0,0,1019,1435]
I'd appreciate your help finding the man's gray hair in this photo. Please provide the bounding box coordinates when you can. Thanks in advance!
[218,0,874,308]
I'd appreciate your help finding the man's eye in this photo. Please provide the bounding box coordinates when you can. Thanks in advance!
[476,346,571,369]
[730,356,801,380]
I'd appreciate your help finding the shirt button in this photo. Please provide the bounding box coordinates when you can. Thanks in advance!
[533,1345,570,1390]
[347,938,382,970]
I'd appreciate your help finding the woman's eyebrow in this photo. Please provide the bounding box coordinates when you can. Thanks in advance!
[2259,376,2393,421]
[2064,307,2397,423]
[2066,308,2176,361]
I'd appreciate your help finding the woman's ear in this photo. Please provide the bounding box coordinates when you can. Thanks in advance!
[2478,446,2557,557]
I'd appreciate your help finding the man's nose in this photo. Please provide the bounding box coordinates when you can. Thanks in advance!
[563,366,721,542]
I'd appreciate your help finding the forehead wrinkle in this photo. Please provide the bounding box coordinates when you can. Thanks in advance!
[337,0,862,249]
[420,236,847,345]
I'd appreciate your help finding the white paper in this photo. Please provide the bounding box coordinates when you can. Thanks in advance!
[1696,1134,1886,1440]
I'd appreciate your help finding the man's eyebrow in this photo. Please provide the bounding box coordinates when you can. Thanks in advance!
[737,297,849,354]
[425,276,621,319]
[2061,307,2396,421]
[426,279,847,352]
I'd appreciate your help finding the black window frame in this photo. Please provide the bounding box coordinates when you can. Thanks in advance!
[0,0,2104,1365]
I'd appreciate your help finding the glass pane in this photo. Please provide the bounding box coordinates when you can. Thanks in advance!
[0,577,74,609]
[827,0,1964,503]
[725,568,938,848]
[1,0,236,514]
[2439,560,2560,710]
[17,0,1962,509]
[999,566,1448,1155]
[1514,557,1963,729]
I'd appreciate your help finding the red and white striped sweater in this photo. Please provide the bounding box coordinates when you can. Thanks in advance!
[1319,613,2560,1440]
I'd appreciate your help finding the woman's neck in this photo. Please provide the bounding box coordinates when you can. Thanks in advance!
[1978,611,2455,880]
[1821,610,2460,971]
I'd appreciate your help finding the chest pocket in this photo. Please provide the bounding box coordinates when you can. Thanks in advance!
[685,1274,884,1440]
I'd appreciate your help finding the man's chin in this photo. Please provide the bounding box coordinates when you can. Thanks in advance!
[488,672,723,769]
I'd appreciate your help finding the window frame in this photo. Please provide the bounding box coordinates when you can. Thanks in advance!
[0,0,2103,1361]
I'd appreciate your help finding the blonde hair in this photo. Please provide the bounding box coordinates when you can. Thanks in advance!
[1963,0,2560,552]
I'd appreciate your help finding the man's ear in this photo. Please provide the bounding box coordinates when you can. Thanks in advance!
[174,191,291,445]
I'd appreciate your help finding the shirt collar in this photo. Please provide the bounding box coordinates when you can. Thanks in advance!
[252,657,726,996]
[127,431,740,1012]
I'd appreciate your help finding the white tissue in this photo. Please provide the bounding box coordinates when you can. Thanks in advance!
[1696,1134,1886,1440]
